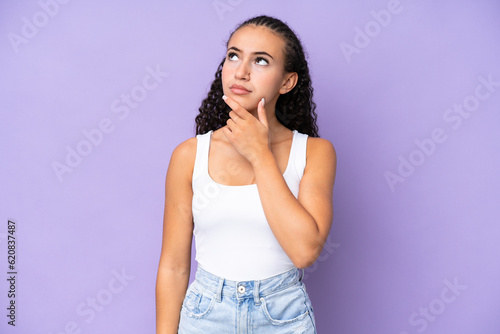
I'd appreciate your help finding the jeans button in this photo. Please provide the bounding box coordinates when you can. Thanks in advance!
[237,285,246,294]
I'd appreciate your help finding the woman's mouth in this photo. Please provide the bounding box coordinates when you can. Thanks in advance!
[229,84,251,95]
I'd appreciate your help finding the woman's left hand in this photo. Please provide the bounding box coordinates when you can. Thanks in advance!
[221,95,270,165]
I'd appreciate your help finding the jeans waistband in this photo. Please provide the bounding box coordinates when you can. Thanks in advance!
[194,266,304,305]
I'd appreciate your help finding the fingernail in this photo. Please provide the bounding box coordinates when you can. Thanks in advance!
[222,95,227,101]
[261,97,265,106]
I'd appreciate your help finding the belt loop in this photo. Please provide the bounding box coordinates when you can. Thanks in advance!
[299,268,305,282]
[215,277,224,303]
[253,280,261,305]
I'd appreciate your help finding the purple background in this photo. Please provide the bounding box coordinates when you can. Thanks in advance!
[1,1,499,333]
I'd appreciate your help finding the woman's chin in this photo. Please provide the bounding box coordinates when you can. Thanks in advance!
[230,96,258,112]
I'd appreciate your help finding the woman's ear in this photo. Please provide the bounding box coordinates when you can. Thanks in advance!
[279,72,298,94]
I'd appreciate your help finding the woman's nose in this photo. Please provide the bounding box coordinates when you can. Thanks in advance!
[234,61,250,80]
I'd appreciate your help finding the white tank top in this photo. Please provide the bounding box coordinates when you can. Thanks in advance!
[191,129,308,281]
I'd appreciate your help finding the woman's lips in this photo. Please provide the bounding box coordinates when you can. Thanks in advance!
[229,84,251,95]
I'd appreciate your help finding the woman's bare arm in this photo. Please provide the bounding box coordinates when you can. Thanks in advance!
[252,137,337,268]
[156,138,196,334]
[221,96,337,269]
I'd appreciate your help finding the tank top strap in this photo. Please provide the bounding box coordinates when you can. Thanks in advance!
[192,130,212,181]
[193,129,307,182]
[291,130,308,180]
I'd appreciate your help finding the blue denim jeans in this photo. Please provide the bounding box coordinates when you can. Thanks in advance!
[178,265,317,333]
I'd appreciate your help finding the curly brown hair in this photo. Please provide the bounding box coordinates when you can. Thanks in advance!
[195,15,319,137]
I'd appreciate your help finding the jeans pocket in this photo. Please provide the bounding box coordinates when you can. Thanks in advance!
[181,285,216,319]
[259,283,310,326]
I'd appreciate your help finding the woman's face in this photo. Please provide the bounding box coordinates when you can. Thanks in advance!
[221,25,291,113]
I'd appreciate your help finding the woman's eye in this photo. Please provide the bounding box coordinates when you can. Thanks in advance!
[227,52,238,61]
[255,57,269,66]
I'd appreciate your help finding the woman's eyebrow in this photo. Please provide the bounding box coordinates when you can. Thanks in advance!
[227,46,274,59]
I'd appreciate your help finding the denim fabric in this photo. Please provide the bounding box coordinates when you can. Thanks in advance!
[178,266,317,333]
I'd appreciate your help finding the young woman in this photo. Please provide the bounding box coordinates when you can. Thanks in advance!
[156,15,336,333]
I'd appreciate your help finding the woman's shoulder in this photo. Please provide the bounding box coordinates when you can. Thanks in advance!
[169,136,198,168]
[164,136,200,187]
[305,136,336,157]
[172,129,221,158]
[304,136,337,168]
